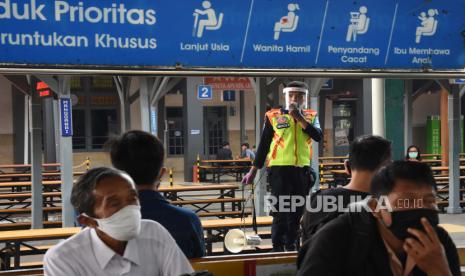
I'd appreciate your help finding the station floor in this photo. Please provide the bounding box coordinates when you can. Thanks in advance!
[439,213,465,246]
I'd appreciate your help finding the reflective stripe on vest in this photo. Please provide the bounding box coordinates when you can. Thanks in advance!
[266,109,317,167]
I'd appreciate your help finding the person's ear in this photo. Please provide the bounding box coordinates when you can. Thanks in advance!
[158,167,167,181]
[368,197,393,226]
[77,214,98,228]
[344,160,351,175]
[368,197,381,218]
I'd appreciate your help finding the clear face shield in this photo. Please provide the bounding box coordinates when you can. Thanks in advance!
[283,87,308,110]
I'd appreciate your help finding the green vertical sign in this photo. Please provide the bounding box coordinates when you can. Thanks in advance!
[426,115,441,155]
[385,80,404,160]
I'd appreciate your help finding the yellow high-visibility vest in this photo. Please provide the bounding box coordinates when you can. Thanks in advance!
[266,108,317,167]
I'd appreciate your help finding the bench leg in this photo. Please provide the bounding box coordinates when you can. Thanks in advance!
[13,242,20,270]
[206,230,213,255]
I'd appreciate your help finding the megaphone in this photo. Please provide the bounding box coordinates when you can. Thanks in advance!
[224,229,262,253]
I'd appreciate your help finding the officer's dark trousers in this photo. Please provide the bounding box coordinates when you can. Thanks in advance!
[269,166,311,250]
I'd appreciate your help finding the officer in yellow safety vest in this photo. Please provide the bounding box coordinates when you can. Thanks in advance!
[242,81,322,252]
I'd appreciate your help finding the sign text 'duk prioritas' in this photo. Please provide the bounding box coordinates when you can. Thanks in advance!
[0,0,463,70]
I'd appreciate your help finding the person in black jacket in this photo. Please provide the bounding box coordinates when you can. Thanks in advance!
[297,161,460,276]
[110,130,206,259]
[216,141,233,160]
[301,135,392,242]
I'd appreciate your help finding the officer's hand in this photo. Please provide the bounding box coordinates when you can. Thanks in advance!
[289,104,303,121]
[242,167,257,185]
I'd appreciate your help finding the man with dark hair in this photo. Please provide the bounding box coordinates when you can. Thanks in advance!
[301,135,392,241]
[243,81,323,252]
[216,141,233,160]
[44,167,193,275]
[297,161,460,276]
[240,143,255,160]
[110,130,205,258]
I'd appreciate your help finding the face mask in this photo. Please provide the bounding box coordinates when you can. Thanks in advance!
[408,152,419,159]
[92,205,142,241]
[388,209,439,240]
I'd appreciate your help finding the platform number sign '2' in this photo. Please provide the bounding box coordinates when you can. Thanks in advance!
[197,85,213,100]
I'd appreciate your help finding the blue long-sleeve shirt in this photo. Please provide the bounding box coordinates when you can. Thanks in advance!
[138,190,206,258]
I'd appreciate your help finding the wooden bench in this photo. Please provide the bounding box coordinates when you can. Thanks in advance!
[202,216,273,255]
[158,183,239,202]
[437,200,465,208]
[0,244,463,275]
[0,164,60,172]
[197,210,252,218]
[198,160,252,183]
[0,221,63,231]
[0,172,84,184]
[0,207,62,224]
[172,198,245,215]
[0,251,297,275]
[0,227,80,270]
[318,156,347,162]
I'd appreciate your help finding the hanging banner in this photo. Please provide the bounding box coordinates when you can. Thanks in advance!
[0,0,464,70]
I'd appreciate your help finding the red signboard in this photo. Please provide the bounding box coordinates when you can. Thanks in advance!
[204,77,252,90]
[36,81,52,97]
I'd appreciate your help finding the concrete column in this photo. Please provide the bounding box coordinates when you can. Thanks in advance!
[12,88,26,164]
[30,78,44,229]
[43,98,57,164]
[183,78,204,181]
[157,97,166,142]
[404,80,413,150]
[139,78,151,132]
[254,78,268,216]
[447,84,463,214]
[362,79,373,135]
[58,76,75,227]
[372,78,385,137]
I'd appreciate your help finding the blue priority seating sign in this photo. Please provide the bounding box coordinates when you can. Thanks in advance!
[0,0,463,70]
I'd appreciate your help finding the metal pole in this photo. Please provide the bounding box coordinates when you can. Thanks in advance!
[53,99,61,162]
[310,95,320,193]
[240,90,246,145]
[447,84,463,213]
[30,77,43,229]
[24,95,30,164]
[58,76,75,226]
[372,78,385,136]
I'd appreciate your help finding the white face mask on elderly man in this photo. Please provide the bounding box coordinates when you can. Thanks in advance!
[86,205,142,241]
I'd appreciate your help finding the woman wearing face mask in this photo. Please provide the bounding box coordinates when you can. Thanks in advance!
[406,145,422,162]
